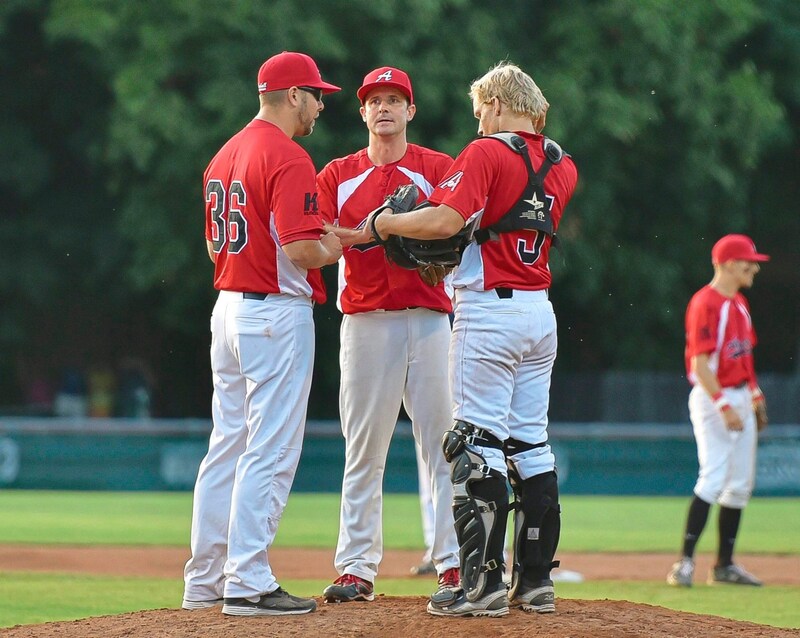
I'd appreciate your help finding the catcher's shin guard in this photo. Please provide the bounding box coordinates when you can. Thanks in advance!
[450,448,508,602]
[506,469,561,600]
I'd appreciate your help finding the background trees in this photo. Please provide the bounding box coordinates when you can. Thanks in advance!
[1,0,797,417]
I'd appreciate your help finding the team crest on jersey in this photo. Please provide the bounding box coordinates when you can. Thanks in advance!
[725,338,752,359]
[376,70,393,82]
[438,171,463,192]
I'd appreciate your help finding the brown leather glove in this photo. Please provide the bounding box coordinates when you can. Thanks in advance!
[754,399,768,432]
[418,264,450,287]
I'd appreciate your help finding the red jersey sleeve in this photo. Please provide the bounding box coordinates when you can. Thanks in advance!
[685,291,719,358]
[272,158,324,245]
[429,142,495,221]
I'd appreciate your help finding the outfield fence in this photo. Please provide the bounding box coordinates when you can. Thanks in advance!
[0,418,798,495]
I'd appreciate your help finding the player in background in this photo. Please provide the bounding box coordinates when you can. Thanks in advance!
[182,51,342,616]
[353,61,578,617]
[667,234,769,588]
[316,66,460,603]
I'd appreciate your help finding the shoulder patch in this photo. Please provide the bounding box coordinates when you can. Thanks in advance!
[437,171,463,192]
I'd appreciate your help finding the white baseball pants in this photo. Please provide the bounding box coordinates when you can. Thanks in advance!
[689,384,757,509]
[450,288,557,480]
[183,290,314,601]
[335,308,459,582]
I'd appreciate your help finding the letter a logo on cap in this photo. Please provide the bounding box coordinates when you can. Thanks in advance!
[376,70,393,82]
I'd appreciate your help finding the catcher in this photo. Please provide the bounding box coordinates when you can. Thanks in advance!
[333,61,579,617]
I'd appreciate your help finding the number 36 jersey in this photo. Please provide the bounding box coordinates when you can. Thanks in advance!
[204,119,328,303]
[429,131,578,292]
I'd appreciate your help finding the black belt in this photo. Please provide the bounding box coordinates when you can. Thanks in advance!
[243,292,270,300]
[492,288,549,299]
[728,381,748,390]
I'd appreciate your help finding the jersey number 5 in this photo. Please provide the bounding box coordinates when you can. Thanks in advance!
[207,179,248,254]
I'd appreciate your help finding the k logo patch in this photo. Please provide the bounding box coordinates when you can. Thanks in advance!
[304,192,319,215]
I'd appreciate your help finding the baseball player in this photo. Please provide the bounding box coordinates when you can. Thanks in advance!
[182,51,342,616]
[316,66,460,603]
[667,234,769,588]
[360,61,578,617]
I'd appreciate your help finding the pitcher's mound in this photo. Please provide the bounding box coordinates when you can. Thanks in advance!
[2,597,797,638]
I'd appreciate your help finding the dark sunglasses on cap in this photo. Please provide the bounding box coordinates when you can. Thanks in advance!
[297,86,323,101]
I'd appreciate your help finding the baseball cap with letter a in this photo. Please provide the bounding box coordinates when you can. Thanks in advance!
[711,234,770,264]
[357,66,414,104]
[257,51,341,94]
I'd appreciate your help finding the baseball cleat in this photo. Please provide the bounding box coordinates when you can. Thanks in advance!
[666,557,695,587]
[427,583,509,617]
[708,564,763,586]
[323,573,375,602]
[436,567,461,591]
[510,578,555,613]
[222,588,317,615]
[410,559,436,576]
[181,598,223,610]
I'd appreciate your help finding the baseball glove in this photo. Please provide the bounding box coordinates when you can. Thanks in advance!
[754,399,768,432]
[368,184,472,269]
[369,183,420,248]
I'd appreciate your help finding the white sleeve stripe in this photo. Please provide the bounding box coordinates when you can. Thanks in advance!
[397,166,435,197]
[337,168,375,212]
[709,300,731,375]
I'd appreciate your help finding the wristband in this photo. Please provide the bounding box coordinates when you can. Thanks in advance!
[711,391,731,412]
[751,386,764,403]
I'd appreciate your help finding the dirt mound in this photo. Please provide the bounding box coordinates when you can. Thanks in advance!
[2,598,798,638]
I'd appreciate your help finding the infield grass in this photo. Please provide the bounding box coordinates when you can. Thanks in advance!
[0,492,798,628]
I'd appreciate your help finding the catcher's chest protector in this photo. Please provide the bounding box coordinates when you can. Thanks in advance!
[473,132,565,245]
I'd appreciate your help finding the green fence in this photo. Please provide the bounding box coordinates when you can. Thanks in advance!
[0,419,798,495]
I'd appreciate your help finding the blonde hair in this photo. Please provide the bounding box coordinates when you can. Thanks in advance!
[469,61,549,124]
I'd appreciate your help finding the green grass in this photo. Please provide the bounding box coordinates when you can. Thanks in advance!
[1,491,798,553]
[0,491,798,629]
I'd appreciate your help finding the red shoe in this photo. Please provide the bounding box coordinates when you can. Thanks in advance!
[438,567,460,589]
[323,573,375,602]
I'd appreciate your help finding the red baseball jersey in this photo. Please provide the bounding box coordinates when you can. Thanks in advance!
[204,119,327,303]
[685,285,758,388]
[429,132,578,291]
[316,144,454,314]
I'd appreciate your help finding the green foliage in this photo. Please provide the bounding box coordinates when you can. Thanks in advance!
[1,0,798,415]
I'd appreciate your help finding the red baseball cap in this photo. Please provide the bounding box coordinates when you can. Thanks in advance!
[711,234,770,264]
[257,51,341,95]
[357,66,414,104]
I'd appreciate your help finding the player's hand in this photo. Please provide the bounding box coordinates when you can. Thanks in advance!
[323,223,371,247]
[722,407,744,432]
[320,231,343,262]
[418,264,449,287]
[754,399,768,432]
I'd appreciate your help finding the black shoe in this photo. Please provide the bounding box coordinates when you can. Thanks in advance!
[510,578,555,613]
[427,583,509,617]
[222,587,317,616]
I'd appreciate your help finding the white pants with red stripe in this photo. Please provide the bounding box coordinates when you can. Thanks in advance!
[335,308,459,582]
[689,384,757,509]
[450,288,557,480]
[183,290,314,601]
